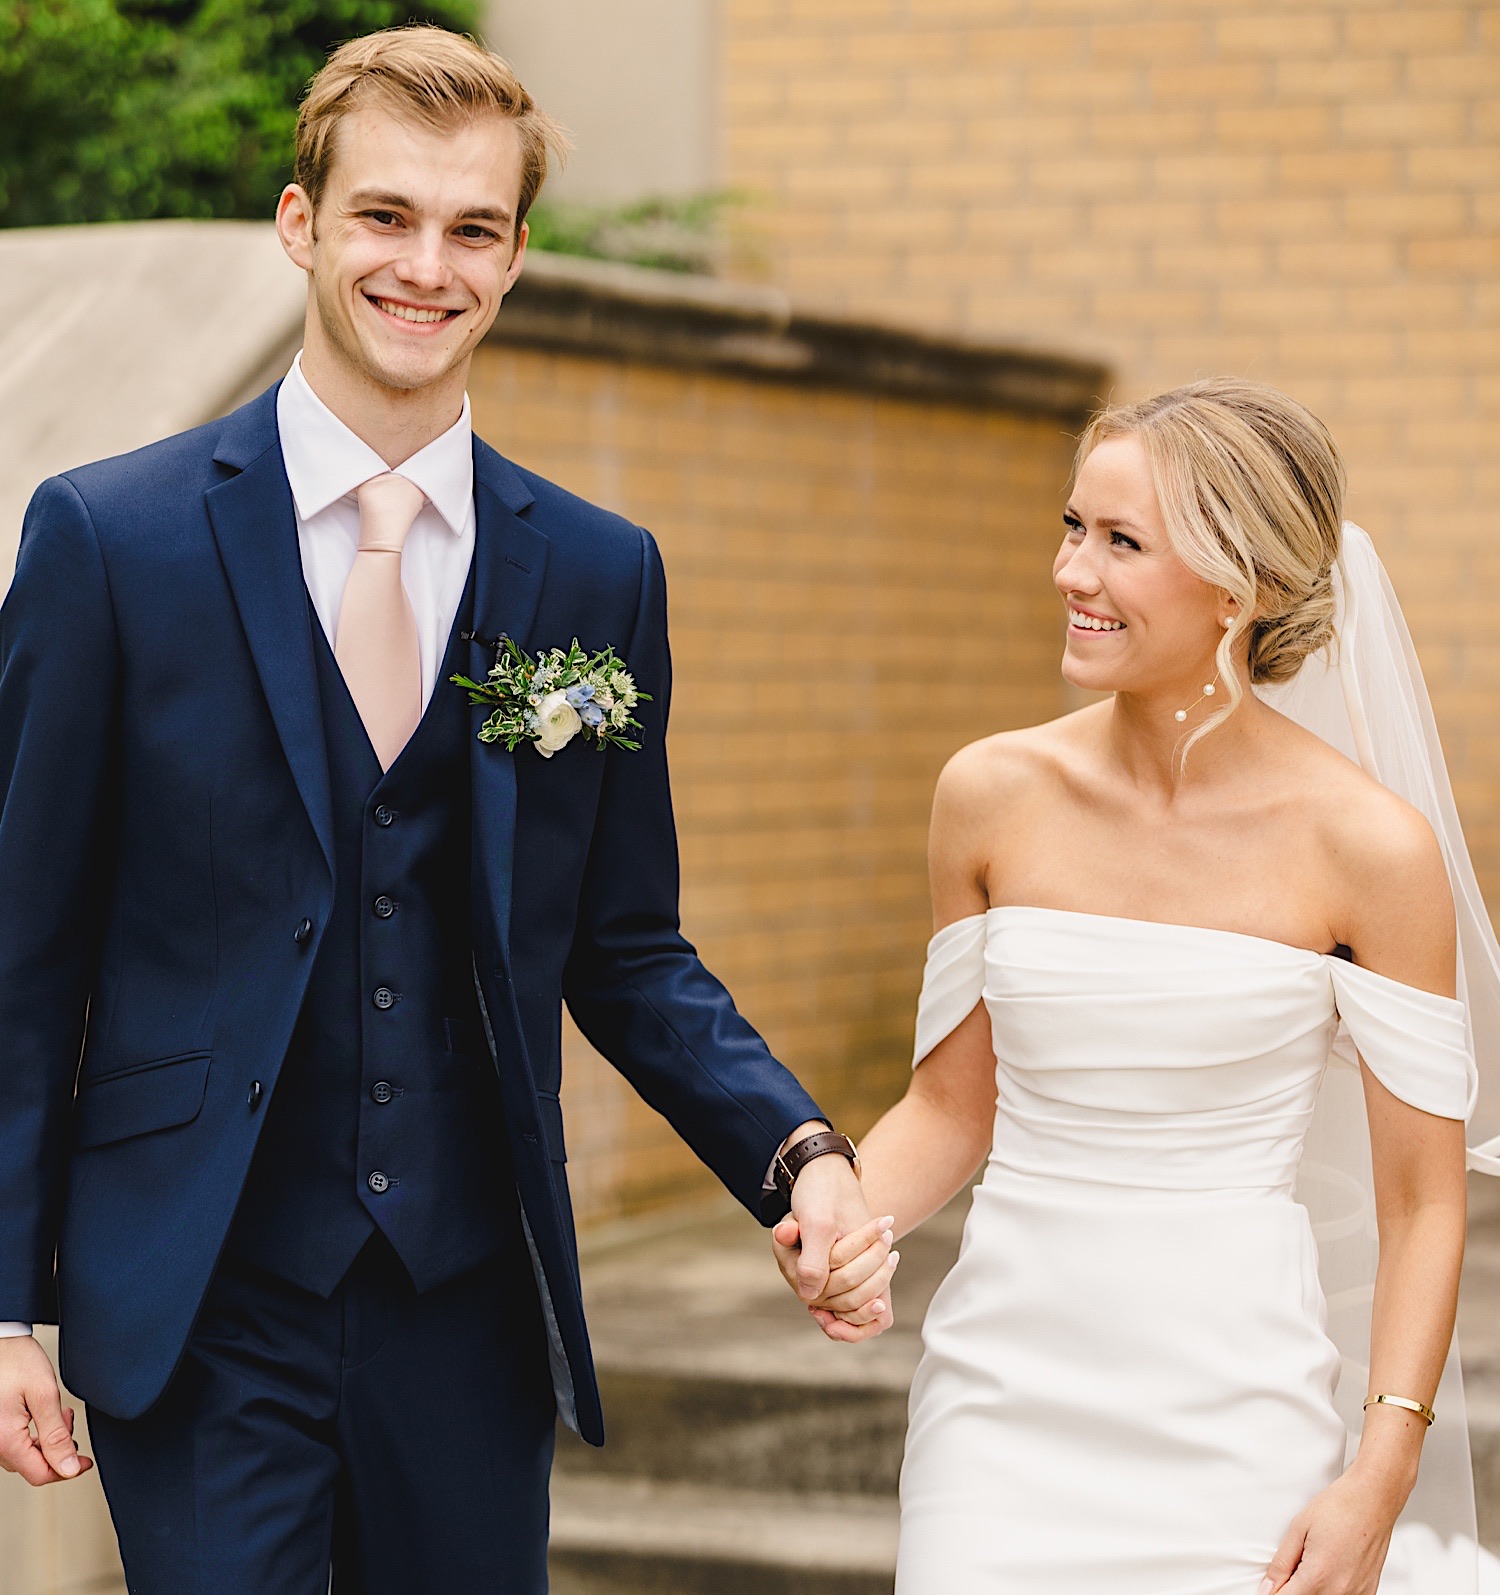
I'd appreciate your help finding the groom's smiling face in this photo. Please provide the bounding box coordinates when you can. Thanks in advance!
[278,107,530,396]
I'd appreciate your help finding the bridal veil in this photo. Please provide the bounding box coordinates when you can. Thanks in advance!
[1261,522,1500,1590]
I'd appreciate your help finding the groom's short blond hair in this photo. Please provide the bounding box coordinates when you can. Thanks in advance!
[294,26,568,225]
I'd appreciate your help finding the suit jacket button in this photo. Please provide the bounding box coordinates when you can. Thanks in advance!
[247,1081,263,1110]
[373,895,396,919]
[372,987,396,1010]
[371,1081,394,1104]
[373,805,395,827]
[293,918,313,945]
[367,1170,390,1195]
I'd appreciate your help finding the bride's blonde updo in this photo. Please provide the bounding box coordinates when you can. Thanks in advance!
[1073,376,1345,746]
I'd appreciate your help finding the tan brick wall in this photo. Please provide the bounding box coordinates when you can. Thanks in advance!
[722,0,1500,892]
[469,347,1076,1225]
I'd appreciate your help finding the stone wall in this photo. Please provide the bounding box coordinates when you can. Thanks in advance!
[721,0,1500,891]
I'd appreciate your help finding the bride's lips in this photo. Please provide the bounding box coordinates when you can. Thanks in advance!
[1067,603,1127,635]
[364,293,465,333]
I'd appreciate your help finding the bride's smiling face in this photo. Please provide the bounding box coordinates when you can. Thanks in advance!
[1053,434,1231,699]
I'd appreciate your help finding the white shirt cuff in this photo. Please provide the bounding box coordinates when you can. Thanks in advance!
[0,1322,33,1338]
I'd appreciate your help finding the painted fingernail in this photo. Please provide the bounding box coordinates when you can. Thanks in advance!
[871,1300,885,1314]
[881,1229,894,1247]
[890,1251,901,1269]
[879,1216,895,1228]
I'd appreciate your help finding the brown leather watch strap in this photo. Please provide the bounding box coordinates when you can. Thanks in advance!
[774,1129,859,1202]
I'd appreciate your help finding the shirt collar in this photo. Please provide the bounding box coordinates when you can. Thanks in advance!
[276,352,474,535]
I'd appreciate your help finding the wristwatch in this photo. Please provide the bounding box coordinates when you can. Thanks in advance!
[773,1128,860,1204]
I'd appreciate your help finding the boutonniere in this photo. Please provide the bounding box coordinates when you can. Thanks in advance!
[452,637,650,758]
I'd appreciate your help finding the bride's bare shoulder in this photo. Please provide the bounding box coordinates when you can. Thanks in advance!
[928,711,1099,917]
[933,705,1104,824]
[1282,721,1438,867]
[1280,723,1454,955]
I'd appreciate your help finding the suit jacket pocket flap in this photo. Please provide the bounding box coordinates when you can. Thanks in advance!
[74,1052,212,1149]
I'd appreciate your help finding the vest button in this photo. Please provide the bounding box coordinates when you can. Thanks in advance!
[373,805,396,827]
[367,1170,390,1195]
[371,1081,394,1104]
[372,986,396,1010]
[293,918,313,945]
[373,895,396,919]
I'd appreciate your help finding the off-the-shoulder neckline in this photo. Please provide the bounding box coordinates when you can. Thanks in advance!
[936,905,1462,1007]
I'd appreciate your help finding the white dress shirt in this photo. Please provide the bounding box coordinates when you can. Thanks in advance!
[0,359,481,1342]
[279,352,477,704]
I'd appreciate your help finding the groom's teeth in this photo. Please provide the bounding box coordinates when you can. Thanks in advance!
[373,298,451,323]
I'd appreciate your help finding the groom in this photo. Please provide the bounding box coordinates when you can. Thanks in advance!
[0,26,879,1592]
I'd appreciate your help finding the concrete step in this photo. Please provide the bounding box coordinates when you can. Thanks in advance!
[549,1475,896,1595]
[553,1195,965,1508]
[553,1366,909,1496]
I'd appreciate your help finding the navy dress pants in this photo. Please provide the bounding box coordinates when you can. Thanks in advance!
[88,1233,557,1595]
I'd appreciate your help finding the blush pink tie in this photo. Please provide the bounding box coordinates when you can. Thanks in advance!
[335,472,427,771]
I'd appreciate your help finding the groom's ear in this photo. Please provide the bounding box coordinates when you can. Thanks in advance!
[276,184,317,270]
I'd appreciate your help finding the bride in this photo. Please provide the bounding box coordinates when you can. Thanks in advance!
[776,377,1500,1593]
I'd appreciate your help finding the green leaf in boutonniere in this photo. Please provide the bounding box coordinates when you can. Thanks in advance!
[452,637,650,759]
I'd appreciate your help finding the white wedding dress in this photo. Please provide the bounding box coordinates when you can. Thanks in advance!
[896,904,1476,1595]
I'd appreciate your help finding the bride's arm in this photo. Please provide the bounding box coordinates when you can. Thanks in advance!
[861,740,1009,1239]
[771,744,1007,1328]
[1266,797,1467,1595]
[1354,1070,1467,1495]
[776,1003,998,1339]
[850,1005,998,1241]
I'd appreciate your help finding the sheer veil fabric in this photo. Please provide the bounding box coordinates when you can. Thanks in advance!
[1259,523,1500,1588]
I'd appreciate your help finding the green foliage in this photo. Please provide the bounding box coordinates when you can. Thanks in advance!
[526,190,742,275]
[0,0,479,227]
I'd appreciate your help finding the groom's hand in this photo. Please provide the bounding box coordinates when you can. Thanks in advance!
[772,1132,896,1342]
[774,1213,898,1342]
[0,1336,92,1486]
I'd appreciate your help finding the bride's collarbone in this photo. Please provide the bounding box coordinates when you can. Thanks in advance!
[981,831,1343,956]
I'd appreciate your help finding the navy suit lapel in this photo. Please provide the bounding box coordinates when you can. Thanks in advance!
[467,442,548,957]
[206,388,335,876]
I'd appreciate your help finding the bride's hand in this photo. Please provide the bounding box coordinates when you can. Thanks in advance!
[1260,1466,1405,1594]
[772,1214,898,1341]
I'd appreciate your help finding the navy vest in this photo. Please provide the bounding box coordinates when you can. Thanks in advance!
[228,572,521,1296]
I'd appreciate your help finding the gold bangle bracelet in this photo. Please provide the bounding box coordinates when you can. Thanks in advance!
[1363,1393,1435,1427]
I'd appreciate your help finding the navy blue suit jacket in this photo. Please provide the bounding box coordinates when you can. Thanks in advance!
[0,384,822,1439]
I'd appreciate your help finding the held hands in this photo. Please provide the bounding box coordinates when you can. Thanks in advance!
[773,1213,898,1341]
[0,1336,91,1486]
[770,1151,898,1341]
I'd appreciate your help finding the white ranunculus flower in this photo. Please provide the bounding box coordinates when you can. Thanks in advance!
[534,690,582,757]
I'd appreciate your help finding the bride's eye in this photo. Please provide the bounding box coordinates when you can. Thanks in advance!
[1062,513,1085,540]
[1110,530,1142,551]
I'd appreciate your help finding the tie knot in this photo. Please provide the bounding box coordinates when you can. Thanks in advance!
[355,472,427,553]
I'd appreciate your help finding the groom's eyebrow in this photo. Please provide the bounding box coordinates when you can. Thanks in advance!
[454,205,515,224]
[345,188,514,226]
[346,188,420,210]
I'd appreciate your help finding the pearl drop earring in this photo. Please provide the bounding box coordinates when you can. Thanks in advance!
[1174,674,1221,724]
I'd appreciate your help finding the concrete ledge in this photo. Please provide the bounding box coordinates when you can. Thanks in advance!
[495,252,1110,421]
[0,219,306,580]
